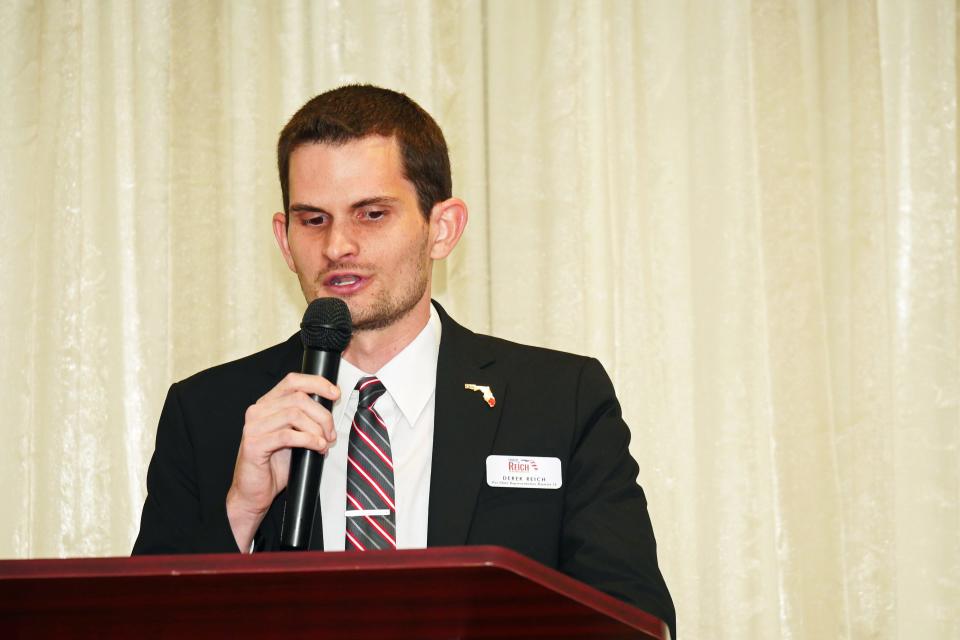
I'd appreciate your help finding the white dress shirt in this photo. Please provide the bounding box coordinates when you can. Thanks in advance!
[318,305,441,550]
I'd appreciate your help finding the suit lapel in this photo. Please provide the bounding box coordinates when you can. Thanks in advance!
[428,304,506,546]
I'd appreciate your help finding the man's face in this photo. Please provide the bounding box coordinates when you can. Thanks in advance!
[276,136,433,333]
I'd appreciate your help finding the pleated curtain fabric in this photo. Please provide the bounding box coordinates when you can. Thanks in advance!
[1,2,958,638]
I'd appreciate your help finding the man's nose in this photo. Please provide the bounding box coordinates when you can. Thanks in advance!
[324,219,359,261]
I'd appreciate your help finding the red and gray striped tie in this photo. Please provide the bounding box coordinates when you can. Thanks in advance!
[345,376,396,551]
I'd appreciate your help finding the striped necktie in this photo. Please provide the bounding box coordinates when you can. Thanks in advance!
[345,376,396,550]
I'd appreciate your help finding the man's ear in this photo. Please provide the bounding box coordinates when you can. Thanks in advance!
[272,212,297,273]
[428,198,468,260]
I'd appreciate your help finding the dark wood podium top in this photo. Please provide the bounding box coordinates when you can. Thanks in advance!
[0,545,666,639]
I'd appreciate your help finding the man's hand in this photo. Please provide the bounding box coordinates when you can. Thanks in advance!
[226,372,340,552]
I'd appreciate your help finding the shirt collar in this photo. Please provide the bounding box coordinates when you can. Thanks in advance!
[334,304,442,428]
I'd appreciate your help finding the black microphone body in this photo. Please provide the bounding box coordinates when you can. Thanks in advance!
[280,298,352,550]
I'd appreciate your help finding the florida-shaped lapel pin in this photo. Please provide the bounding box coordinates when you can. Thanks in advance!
[464,383,496,408]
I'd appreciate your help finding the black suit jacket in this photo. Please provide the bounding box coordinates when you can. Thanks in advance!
[133,303,675,635]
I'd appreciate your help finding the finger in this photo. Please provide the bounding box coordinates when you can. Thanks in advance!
[289,392,337,442]
[258,427,330,456]
[241,427,327,466]
[245,405,326,444]
[245,397,336,444]
[266,428,330,453]
[244,391,333,439]
[258,372,340,404]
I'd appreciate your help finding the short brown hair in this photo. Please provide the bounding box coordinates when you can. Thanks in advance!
[277,85,451,219]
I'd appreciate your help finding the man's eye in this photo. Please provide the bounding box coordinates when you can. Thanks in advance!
[305,215,328,226]
[363,210,386,221]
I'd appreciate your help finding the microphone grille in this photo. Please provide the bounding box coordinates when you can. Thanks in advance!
[300,297,352,351]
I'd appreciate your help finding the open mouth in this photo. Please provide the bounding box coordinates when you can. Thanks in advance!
[329,274,360,287]
[323,273,369,293]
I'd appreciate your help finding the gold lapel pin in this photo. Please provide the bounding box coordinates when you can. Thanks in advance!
[464,383,496,408]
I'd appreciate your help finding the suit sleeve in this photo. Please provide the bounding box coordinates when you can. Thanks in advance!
[560,358,676,638]
[132,383,241,555]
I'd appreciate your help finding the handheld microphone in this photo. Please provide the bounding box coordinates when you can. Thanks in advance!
[280,297,352,550]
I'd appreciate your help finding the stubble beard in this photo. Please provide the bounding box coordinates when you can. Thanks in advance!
[306,238,431,334]
[351,254,429,333]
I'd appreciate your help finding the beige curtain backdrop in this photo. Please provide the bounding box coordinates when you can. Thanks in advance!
[1,0,957,637]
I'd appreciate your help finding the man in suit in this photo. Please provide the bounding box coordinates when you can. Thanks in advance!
[134,85,675,636]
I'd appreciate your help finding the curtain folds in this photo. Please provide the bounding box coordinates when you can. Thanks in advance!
[1,1,957,637]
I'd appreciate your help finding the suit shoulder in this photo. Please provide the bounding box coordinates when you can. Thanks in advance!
[435,301,597,373]
[472,331,597,371]
[174,335,297,394]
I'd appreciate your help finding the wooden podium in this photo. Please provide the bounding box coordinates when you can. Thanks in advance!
[0,545,667,639]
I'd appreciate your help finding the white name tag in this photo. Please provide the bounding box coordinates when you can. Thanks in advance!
[486,455,562,489]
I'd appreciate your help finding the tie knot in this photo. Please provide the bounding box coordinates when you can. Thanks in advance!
[355,376,386,409]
